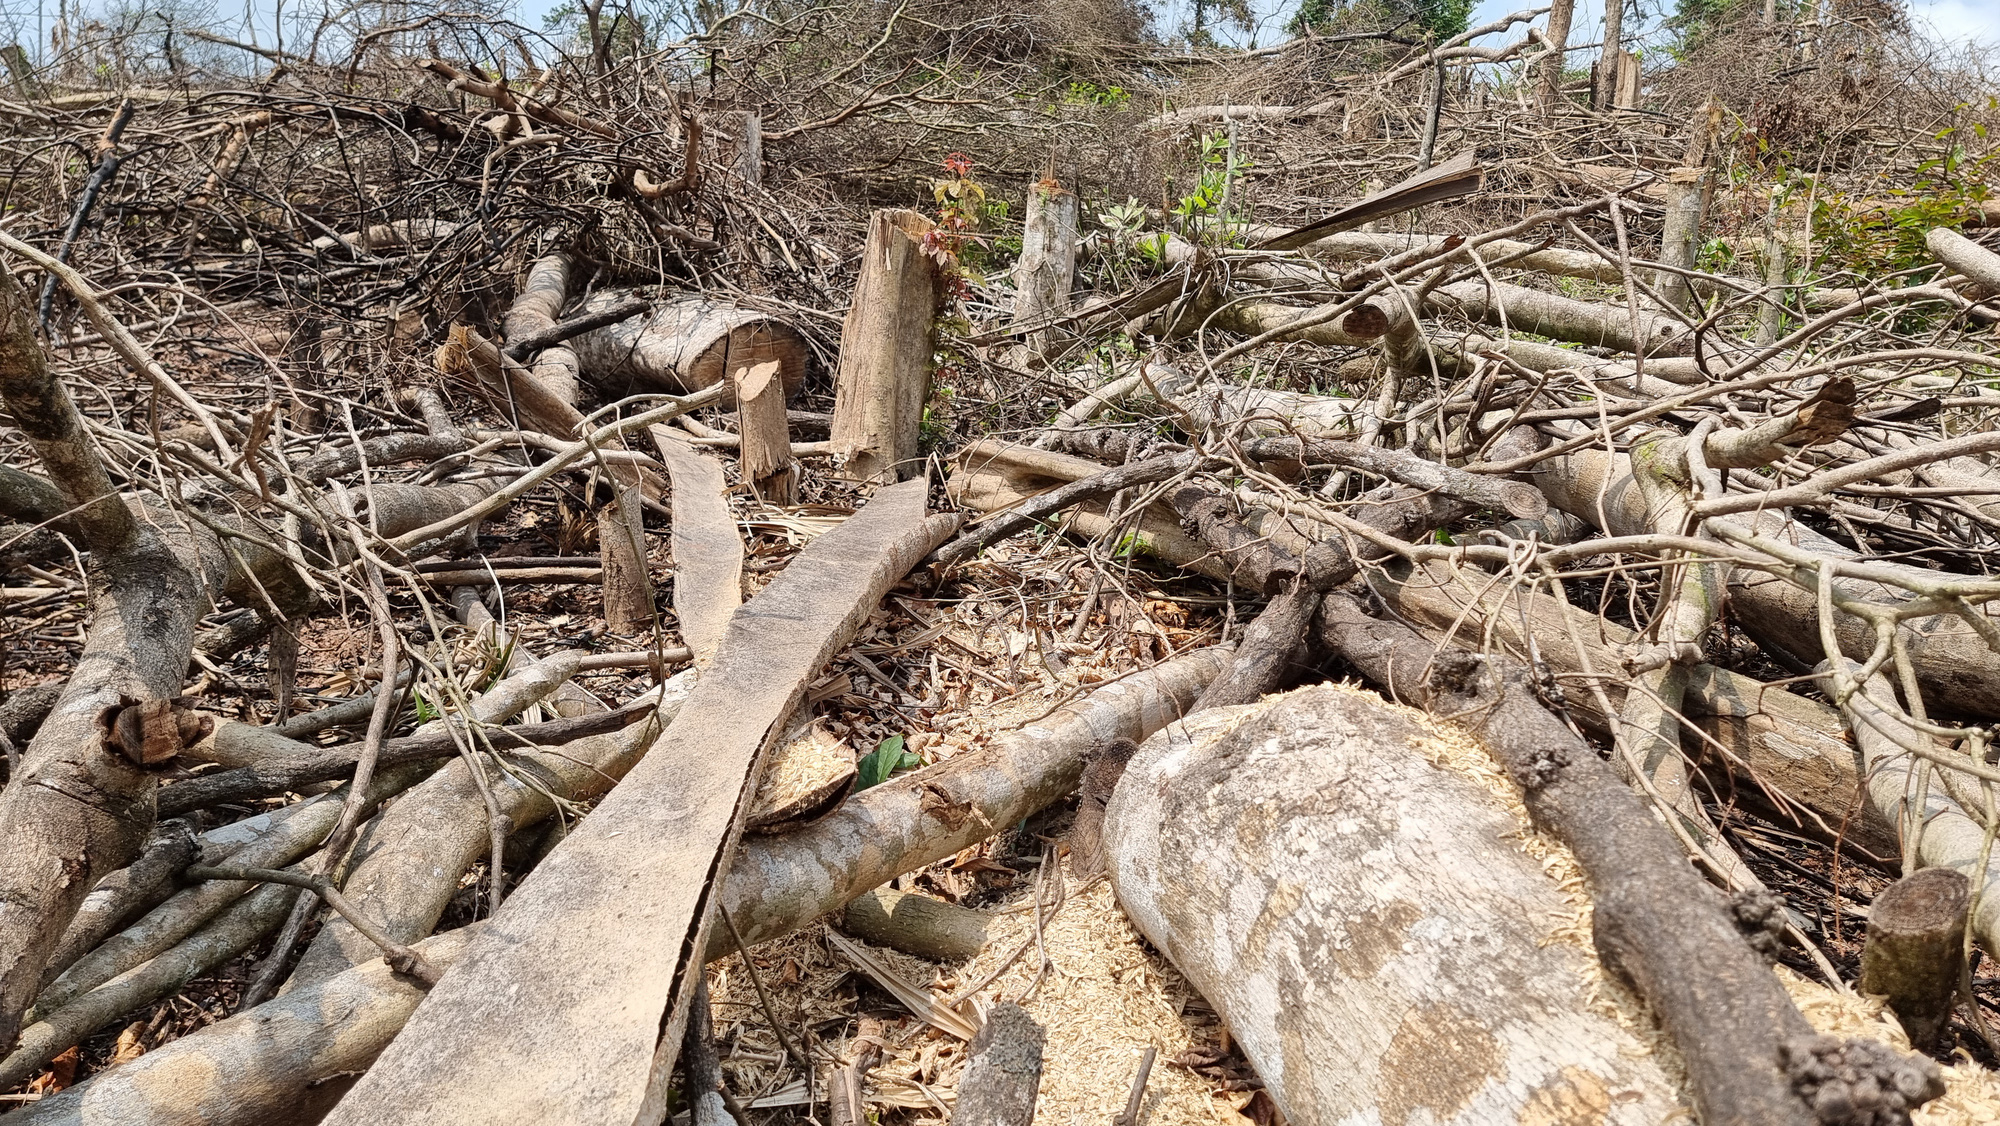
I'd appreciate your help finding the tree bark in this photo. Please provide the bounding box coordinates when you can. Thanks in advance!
[832,209,944,483]
[841,888,994,962]
[1105,683,1684,1125]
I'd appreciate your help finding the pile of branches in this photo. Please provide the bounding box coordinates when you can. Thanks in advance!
[6,4,2000,1125]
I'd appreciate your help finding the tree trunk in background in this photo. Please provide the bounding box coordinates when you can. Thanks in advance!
[1596,0,1624,110]
[1538,0,1575,114]
[832,209,943,484]
[1013,180,1078,359]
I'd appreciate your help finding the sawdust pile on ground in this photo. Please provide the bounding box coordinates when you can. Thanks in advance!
[953,878,1243,1126]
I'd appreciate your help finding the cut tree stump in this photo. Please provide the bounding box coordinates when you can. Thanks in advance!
[950,1003,1044,1126]
[1013,178,1078,358]
[736,359,797,503]
[832,209,944,483]
[1104,684,1684,1125]
[571,291,807,403]
[318,478,958,1126]
[1861,867,1970,1052]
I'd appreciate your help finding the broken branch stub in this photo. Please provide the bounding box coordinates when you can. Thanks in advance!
[319,478,958,1126]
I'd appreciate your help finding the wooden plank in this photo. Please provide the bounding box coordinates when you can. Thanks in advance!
[320,478,958,1126]
[649,426,745,664]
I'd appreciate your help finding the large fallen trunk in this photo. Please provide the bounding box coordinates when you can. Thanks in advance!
[570,290,808,403]
[1104,684,1684,1124]
[13,650,1227,1126]
[321,479,959,1126]
[1311,606,1945,1126]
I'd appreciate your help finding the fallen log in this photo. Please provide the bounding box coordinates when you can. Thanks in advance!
[32,763,436,1017]
[1533,444,2000,720]
[842,888,994,962]
[17,648,1228,1126]
[570,290,808,403]
[502,254,585,405]
[320,478,959,1126]
[1104,683,1685,1124]
[1311,603,1945,1125]
[35,820,197,989]
[1428,278,1693,356]
[1364,557,1900,858]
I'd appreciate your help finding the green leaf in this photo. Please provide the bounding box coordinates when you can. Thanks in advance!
[856,736,921,790]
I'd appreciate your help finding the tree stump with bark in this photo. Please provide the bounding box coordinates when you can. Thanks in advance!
[832,209,945,484]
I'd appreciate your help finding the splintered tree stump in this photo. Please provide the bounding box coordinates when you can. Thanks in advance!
[1862,868,1970,1051]
[571,291,807,404]
[1104,684,1682,1126]
[736,359,797,503]
[833,209,945,484]
[950,1003,1044,1126]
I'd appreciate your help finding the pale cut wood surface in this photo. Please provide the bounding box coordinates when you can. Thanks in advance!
[319,478,955,1126]
[831,209,940,483]
[650,425,745,664]
[1105,684,1683,1126]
